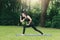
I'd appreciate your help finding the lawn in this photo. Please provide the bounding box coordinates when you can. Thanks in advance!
[0,26,60,40]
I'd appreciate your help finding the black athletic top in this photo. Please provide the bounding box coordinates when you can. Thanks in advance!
[20,15,31,25]
[21,15,30,22]
[20,15,34,27]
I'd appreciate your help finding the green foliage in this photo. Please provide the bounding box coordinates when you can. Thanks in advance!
[51,15,60,28]
[46,1,60,28]
[0,0,19,25]
[0,0,41,26]
[0,0,60,28]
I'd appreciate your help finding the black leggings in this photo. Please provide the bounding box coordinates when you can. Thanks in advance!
[22,22,43,34]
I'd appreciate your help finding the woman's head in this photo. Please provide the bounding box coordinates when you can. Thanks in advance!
[21,11,27,17]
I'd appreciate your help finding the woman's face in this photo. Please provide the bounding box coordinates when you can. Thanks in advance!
[22,13,26,17]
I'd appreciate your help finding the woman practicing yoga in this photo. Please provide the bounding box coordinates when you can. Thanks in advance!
[20,11,43,35]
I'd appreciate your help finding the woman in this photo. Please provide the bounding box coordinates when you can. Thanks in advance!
[20,11,43,35]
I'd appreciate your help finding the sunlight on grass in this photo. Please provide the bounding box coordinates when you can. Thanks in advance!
[0,26,60,40]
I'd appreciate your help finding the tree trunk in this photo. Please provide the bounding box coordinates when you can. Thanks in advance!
[40,0,50,27]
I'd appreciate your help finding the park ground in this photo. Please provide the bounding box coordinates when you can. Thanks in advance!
[0,26,60,40]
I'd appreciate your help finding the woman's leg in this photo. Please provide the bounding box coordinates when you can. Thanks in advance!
[31,23,43,35]
[32,26,43,35]
[23,25,26,34]
[22,24,30,34]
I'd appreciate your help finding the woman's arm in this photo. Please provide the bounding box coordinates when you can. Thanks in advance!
[27,15,32,25]
[20,16,26,23]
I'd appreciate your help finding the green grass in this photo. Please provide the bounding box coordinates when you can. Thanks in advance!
[0,26,60,40]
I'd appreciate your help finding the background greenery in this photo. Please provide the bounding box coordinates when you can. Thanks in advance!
[0,0,60,28]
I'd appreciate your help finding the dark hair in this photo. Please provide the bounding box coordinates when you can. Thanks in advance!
[21,11,27,16]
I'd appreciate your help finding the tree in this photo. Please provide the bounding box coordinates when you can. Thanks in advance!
[40,0,50,27]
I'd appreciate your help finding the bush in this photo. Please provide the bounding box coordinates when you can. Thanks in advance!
[0,0,19,25]
[45,1,60,28]
[51,15,60,28]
